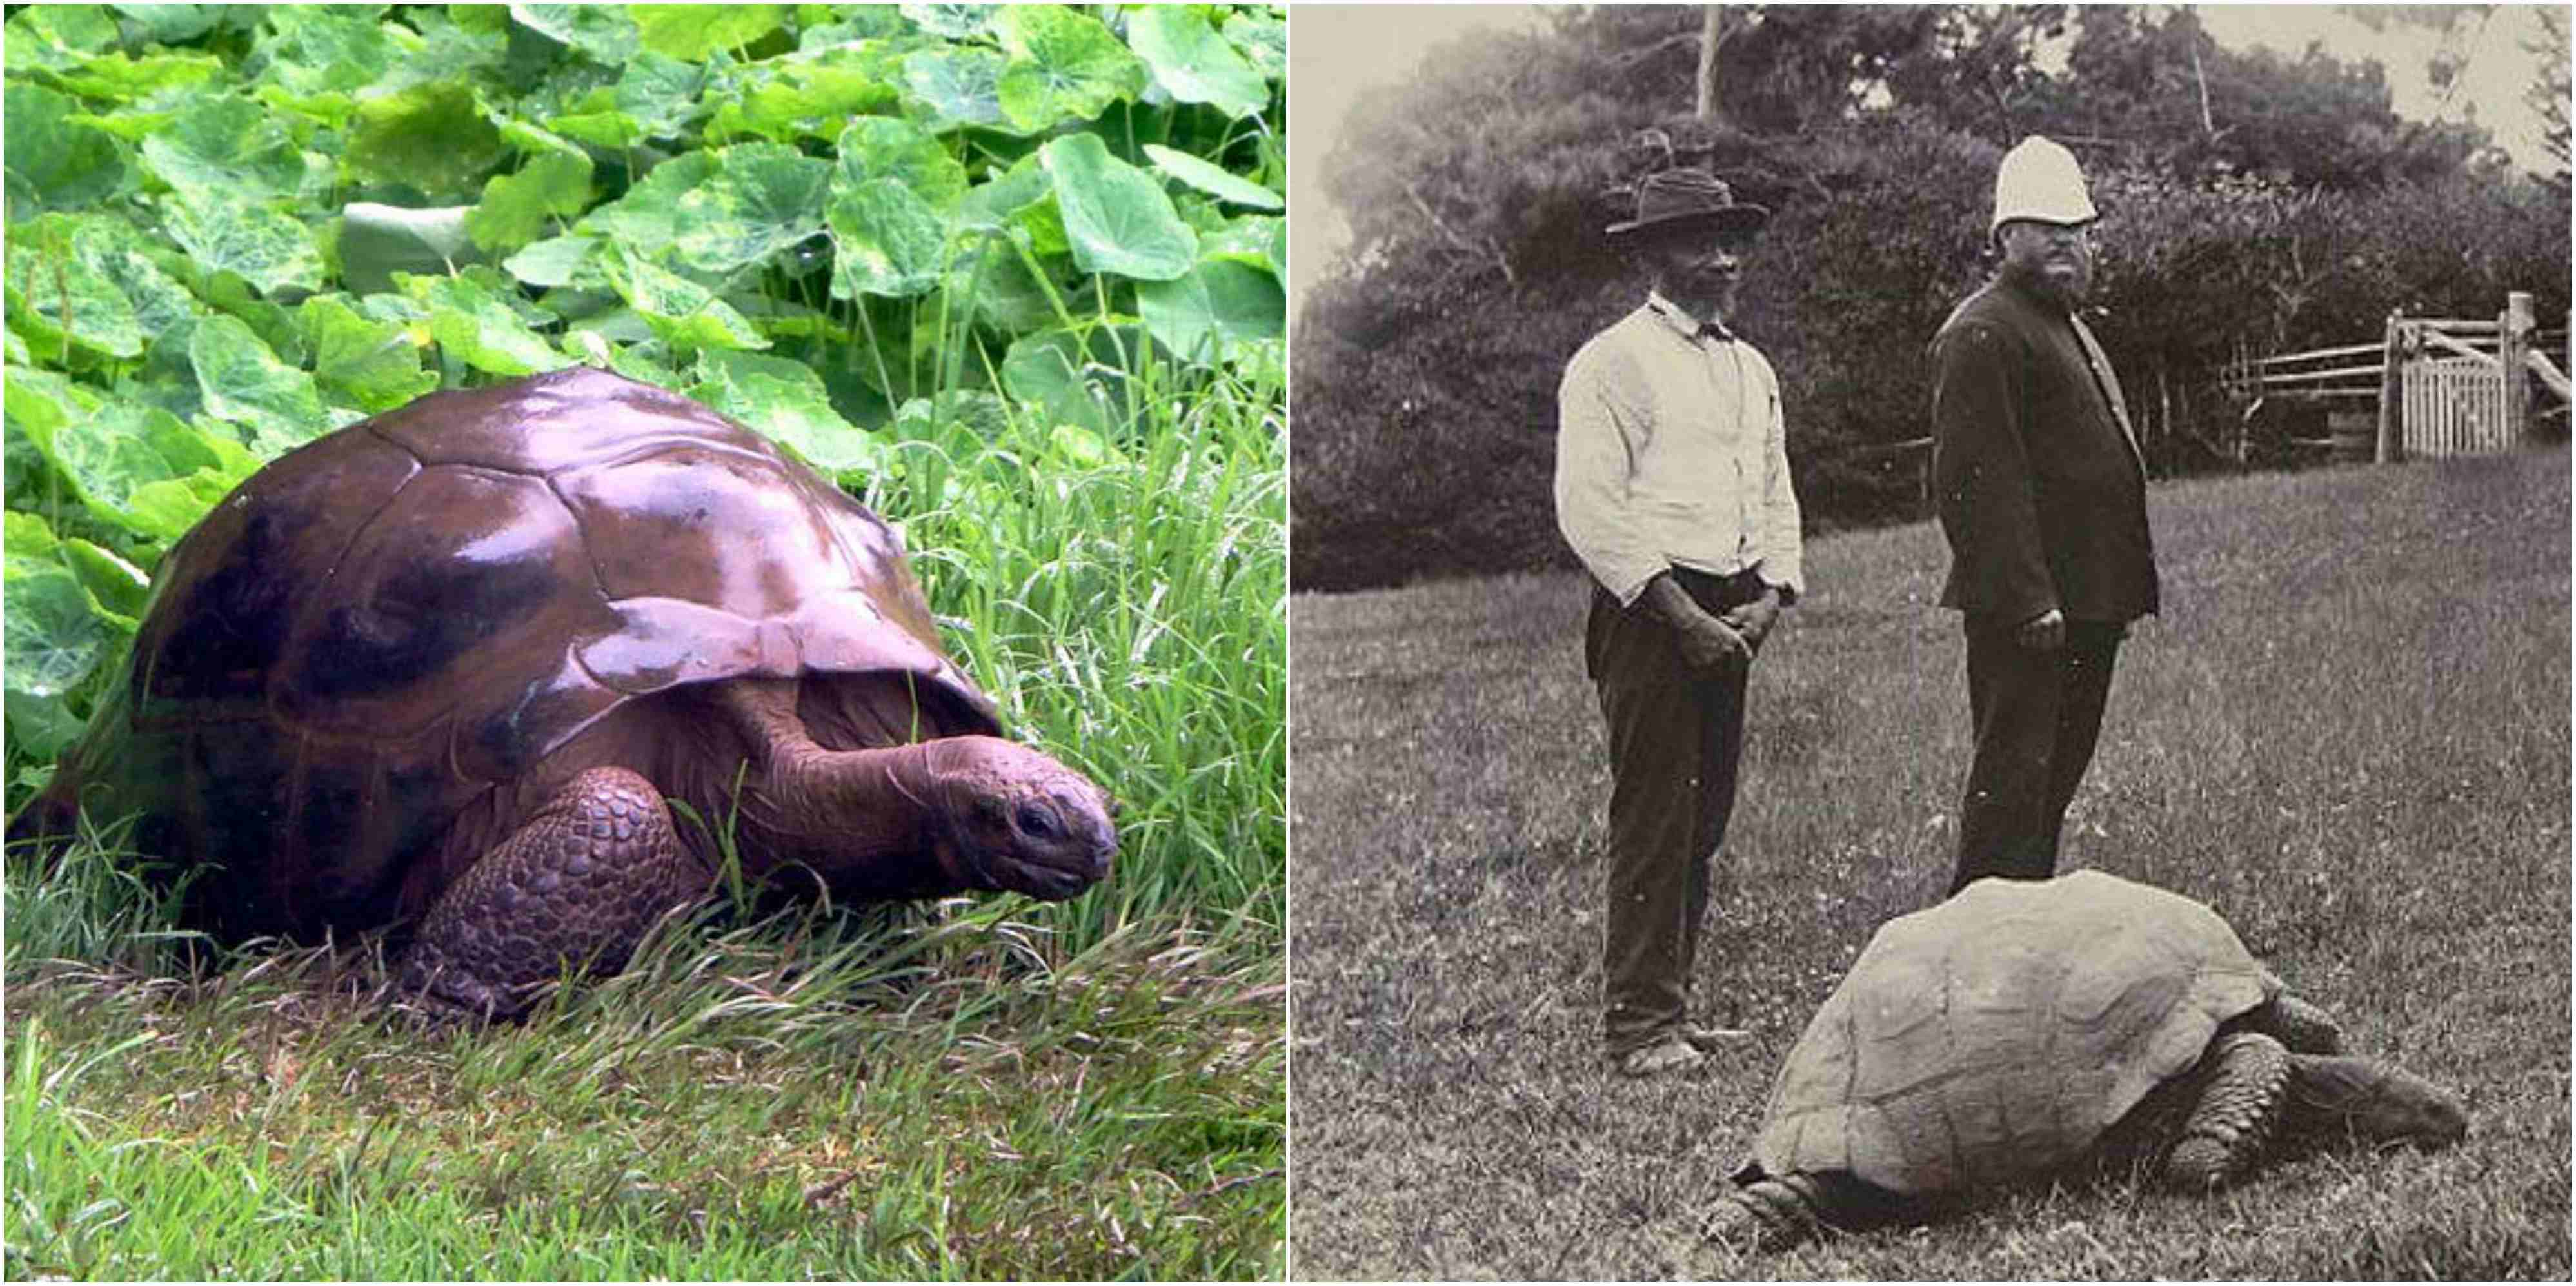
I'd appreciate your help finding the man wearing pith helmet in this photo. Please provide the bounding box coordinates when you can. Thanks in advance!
[1927,135,2159,898]
[1555,169,1805,1078]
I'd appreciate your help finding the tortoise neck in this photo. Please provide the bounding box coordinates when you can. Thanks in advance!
[701,680,949,876]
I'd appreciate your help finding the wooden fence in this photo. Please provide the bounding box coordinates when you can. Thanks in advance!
[2226,291,2570,464]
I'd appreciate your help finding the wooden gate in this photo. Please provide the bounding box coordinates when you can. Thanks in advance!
[2402,354,2513,458]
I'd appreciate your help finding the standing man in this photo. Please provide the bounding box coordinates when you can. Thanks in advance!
[1928,135,2159,898]
[1555,170,1804,1079]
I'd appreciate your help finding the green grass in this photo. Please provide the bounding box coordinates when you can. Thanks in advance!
[4,355,1285,1280]
[1286,449,2568,1280]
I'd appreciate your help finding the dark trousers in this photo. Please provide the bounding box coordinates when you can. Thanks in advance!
[1585,567,1763,1055]
[1950,617,2127,896]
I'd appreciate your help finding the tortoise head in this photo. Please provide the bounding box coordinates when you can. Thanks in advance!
[921,735,1117,901]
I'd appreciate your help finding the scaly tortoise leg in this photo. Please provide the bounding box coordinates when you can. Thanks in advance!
[2165,1031,2294,1189]
[397,766,708,1020]
[1700,1171,1880,1252]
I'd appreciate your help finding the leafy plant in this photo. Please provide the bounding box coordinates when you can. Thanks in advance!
[3,1,1287,836]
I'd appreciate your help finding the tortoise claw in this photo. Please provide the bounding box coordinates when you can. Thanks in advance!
[1701,1177,1825,1252]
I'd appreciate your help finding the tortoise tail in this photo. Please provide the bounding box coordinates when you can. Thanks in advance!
[2165,1031,2293,1189]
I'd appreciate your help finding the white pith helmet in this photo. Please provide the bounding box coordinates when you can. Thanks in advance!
[1991,135,2098,238]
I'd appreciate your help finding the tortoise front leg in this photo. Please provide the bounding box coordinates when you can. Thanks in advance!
[2164,1031,2294,1188]
[397,766,708,1020]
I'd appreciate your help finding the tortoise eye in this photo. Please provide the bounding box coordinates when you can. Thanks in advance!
[1015,802,1060,840]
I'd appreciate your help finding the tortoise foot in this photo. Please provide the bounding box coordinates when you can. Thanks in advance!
[1701,1175,1828,1252]
[397,766,706,1021]
[2165,1031,2292,1189]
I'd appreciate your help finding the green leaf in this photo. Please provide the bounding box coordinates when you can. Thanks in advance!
[137,94,308,209]
[124,431,260,542]
[12,382,205,539]
[1200,212,1285,276]
[691,350,882,473]
[4,83,129,220]
[838,116,969,209]
[510,3,640,63]
[109,3,230,45]
[1141,143,1282,211]
[903,45,1007,132]
[502,234,604,289]
[5,560,117,700]
[41,50,227,103]
[5,689,86,766]
[165,199,326,297]
[579,148,719,259]
[255,6,402,101]
[995,5,1145,133]
[338,202,484,295]
[1137,257,1285,361]
[1,510,63,563]
[612,49,708,139]
[952,155,1057,243]
[59,538,148,625]
[603,248,769,352]
[1000,324,1158,437]
[547,103,644,150]
[345,81,508,202]
[827,179,949,301]
[1042,133,1197,282]
[900,3,998,41]
[630,3,785,60]
[708,53,902,144]
[301,295,437,412]
[3,240,146,362]
[189,314,335,451]
[1222,10,1285,81]
[400,270,571,377]
[466,150,595,253]
[669,143,833,274]
[3,6,119,74]
[1127,6,1269,120]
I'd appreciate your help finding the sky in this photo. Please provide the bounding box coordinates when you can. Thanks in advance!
[1287,3,2570,302]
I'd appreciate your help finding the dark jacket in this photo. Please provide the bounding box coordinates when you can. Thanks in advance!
[1928,276,2159,625]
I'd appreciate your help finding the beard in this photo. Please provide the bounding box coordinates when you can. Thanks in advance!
[1665,271,1741,324]
[2006,246,2092,308]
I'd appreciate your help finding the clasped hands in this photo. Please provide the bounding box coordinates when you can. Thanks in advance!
[1647,574,1781,673]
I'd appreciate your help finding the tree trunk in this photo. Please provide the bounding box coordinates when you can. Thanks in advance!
[1696,6,1727,123]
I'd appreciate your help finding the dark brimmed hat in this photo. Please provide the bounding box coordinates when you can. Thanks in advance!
[1606,168,1770,238]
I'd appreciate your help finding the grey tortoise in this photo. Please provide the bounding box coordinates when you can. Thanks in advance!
[1702,870,2469,1252]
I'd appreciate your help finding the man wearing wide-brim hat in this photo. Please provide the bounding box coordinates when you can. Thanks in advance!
[1927,135,2159,898]
[1554,168,1805,1078]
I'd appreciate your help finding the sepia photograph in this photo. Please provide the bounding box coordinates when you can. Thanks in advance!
[1288,4,2568,1279]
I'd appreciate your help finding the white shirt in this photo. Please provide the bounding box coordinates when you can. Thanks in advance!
[1554,293,1805,606]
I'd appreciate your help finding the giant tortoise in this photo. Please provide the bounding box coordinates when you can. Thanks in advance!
[9,367,1116,1018]
[1701,871,2468,1251]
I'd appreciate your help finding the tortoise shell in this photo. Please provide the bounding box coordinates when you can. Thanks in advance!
[41,366,996,940]
[1744,870,2275,1195]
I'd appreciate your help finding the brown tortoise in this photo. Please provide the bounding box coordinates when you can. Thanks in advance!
[9,367,1116,1018]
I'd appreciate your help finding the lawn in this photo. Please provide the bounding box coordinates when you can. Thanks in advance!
[1285,448,2570,1280]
